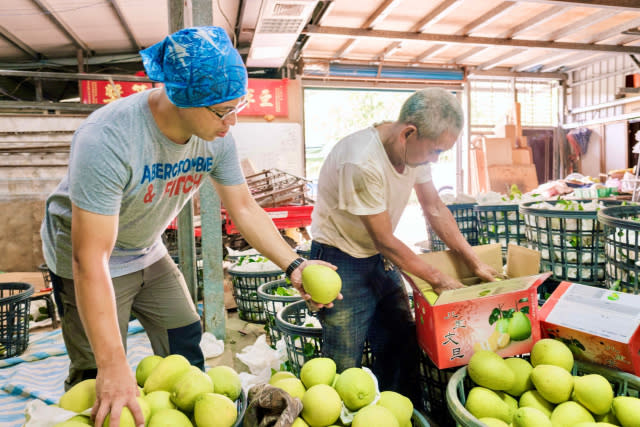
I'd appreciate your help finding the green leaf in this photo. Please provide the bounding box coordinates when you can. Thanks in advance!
[303,343,316,357]
[489,308,501,324]
[502,308,515,319]
[520,306,530,314]
[518,297,529,303]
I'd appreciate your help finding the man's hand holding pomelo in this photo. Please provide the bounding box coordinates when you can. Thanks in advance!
[290,260,343,308]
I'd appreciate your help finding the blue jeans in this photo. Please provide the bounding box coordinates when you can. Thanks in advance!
[311,241,420,405]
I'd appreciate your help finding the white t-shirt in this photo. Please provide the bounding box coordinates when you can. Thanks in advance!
[311,126,432,258]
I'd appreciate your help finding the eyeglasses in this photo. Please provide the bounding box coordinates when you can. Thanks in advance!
[205,100,248,121]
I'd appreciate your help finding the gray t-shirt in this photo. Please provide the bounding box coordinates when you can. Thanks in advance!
[41,89,245,278]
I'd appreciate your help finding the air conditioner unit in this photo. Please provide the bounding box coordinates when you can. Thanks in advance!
[247,0,318,68]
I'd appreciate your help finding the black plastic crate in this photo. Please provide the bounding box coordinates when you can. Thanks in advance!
[598,205,640,294]
[0,282,34,359]
[474,204,526,258]
[428,203,478,252]
[256,279,301,346]
[228,267,284,323]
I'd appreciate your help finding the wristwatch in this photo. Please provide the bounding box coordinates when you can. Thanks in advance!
[285,257,306,279]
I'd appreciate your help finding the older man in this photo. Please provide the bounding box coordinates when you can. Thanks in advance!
[310,88,497,404]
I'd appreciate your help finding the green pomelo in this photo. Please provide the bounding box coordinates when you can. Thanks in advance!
[143,390,176,416]
[573,374,614,415]
[207,365,242,401]
[497,391,518,421]
[135,355,163,387]
[269,371,296,385]
[594,411,619,424]
[512,407,552,427]
[194,392,237,427]
[464,387,511,423]
[59,379,97,413]
[272,378,306,400]
[53,421,93,427]
[352,405,399,427]
[423,290,438,305]
[519,390,555,417]
[67,415,91,425]
[467,350,515,391]
[550,401,594,427]
[291,418,309,427]
[103,397,150,427]
[143,354,191,394]
[299,357,336,388]
[530,364,573,404]
[530,339,574,372]
[301,265,342,304]
[377,391,413,426]
[301,384,342,427]
[507,312,532,341]
[334,367,376,411]
[504,357,533,397]
[612,395,640,427]
[478,418,509,427]
[171,365,214,412]
[147,408,192,427]
[331,373,340,388]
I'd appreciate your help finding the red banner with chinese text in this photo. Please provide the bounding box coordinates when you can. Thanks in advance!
[80,78,289,118]
[240,78,288,117]
[80,80,154,104]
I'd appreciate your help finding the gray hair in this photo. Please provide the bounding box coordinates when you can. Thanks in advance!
[398,88,463,140]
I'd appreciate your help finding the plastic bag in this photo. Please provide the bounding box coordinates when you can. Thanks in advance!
[200,331,224,359]
[24,399,80,427]
[236,335,287,394]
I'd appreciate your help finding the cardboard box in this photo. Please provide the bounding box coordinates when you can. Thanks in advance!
[487,164,539,193]
[512,147,533,164]
[538,281,640,376]
[404,244,548,369]
[494,124,517,140]
[484,138,514,165]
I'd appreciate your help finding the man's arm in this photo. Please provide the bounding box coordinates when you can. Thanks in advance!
[212,180,338,306]
[359,210,464,294]
[415,180,497,282]
[70,205,144,427]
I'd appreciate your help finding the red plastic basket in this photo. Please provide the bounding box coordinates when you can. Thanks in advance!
[222,205,313,235]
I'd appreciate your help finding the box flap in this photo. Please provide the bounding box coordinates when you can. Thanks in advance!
[405,244,503,289]
[434,273,547,305]
[505,244,541,277]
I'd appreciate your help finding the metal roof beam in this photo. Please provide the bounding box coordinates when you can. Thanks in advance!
[449,46,486,64]
[540,51,607,71]
[509,5,566,38]
[29,0,90,52]
[304,25,640,54]
[413,44,447,63]
[0,25,40,60]
[468,69,565,80]
[510,50,566,71]
[107,0,142,51]
[584,16,640,43]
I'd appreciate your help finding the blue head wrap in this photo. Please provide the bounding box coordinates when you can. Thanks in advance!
[140,26,247,108]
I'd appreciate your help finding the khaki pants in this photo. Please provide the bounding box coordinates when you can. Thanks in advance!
[51,254,203,390]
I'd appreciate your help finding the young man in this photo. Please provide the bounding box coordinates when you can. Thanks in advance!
[310,88,498,404]
[41,26,334,427]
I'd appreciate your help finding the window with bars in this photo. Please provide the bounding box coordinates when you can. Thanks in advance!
[470,80,558,128]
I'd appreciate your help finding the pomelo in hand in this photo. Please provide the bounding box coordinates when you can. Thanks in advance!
[334,367,375,410]
[144,390,176,416]
[301,265,341,304]
[300,357,336,388]
[103,397,150,427]
[301,384,342,427]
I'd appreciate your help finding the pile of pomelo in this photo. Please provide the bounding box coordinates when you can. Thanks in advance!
[270,357,413,427]
[463,338,640,426]
[53,354,242,427]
